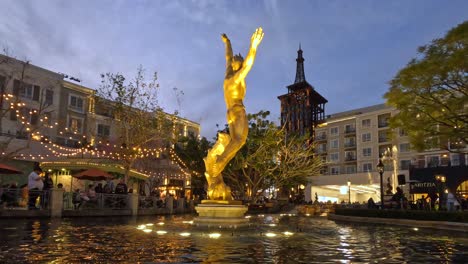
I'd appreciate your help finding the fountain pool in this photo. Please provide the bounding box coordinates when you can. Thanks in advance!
[0,214,466,263]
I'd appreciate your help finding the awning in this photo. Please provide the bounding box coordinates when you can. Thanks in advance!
[40,159,149,180]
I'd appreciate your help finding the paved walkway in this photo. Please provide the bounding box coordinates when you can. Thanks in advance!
[328,213,468,232]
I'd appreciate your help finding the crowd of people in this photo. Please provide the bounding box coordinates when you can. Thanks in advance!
[72,179,129,209]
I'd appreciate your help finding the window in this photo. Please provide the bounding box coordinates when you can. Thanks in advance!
[399,143,410,153]
[451,153,461,166]
[316,131,327,140]
[45,90,54,105]
[13,80,40,101]
[344,137,355,148]
[363,147,372,157]
[427,156,440,168]
[363,163,372,172]
[330,127,339,136]
[345,124,355,133]
[317,143,327,153]
[97,124,110,137]
[345,165,356,174]
[330,166,340,175]
[329,153,339,162]
[362,133,371,142]
[330,139,339,149]
[400,160,411,170]
[345,151,356,161]
[68,116,83,133]
[399,128,408,137]
[362,119,371,127]
[69,95,84,112]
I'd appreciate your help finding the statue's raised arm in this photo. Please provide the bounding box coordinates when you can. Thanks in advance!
[221,33,233,72]
[236,27,264,81]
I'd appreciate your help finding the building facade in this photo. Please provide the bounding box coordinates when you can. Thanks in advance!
[0,54,200,195]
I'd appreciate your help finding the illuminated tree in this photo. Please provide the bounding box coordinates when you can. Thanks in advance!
[97,66,175,182]
[385,21,468,153]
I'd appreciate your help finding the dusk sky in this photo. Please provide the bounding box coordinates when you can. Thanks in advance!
[1,0,467,138]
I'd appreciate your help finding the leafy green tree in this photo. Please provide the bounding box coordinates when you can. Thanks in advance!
[385,21,468,153]
[174,134,211,197]
[223,110,323,202]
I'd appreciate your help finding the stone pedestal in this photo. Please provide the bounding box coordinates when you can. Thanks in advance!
[194,201,249,228]
[50,188,64,218]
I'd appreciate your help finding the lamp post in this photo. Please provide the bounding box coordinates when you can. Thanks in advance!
[377,158,385,209]
[347,180,351,204]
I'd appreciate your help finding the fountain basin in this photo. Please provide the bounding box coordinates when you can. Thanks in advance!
[194,203,249,228]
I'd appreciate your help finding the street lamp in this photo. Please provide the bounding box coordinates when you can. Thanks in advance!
[377,158,385,209]
[347,180,351,204]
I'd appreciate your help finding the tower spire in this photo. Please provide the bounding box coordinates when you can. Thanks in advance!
[294,44,306,83]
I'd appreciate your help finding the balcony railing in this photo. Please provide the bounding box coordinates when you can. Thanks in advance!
[315,135,327,141]
[378,121,389,128]
[378,137,389,143]
[345,156,357,162]
[344,128,356,134]
[344,142,356,148]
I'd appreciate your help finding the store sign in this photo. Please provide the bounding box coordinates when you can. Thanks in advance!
[409,182,437,193]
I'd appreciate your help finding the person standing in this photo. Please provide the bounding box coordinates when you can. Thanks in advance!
[27,166,44,210]
[41,172,53,209]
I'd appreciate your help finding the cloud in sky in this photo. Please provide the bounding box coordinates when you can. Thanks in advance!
[1,0,467,138]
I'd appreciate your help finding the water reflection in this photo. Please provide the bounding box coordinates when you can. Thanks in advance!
[0,215,467,263]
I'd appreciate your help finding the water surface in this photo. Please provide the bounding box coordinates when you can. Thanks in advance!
[0,215,466,263]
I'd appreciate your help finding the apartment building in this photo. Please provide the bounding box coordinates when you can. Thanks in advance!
[0,54,200,194]
[308,103,467,203]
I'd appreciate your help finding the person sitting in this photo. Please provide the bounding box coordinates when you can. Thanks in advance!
[72,189,82,209]
[95,183,103,193]
[115,180,128,194]
[87,184,97,202]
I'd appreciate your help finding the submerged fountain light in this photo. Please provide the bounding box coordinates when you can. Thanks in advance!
[305,214,310,216]
[245,215,252,219]
[143,229,152,233]
[265,232,277,237]
[180,232,191,237]
[156,230,167,235]
[268,224,276,227]
[283,231,294,236]
[182,220,194,224]
[137,225,146,230]
[209,233,221,239]
[413,228,419,231]
[146,223,154,226]
[157,222,165,226]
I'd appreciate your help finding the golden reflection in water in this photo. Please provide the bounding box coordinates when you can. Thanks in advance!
[31,220,43,242]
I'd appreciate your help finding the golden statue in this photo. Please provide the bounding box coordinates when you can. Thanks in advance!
[203,27,264,201]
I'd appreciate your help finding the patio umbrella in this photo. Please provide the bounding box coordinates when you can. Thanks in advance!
[73,168,114,181]
[0,163,22,174]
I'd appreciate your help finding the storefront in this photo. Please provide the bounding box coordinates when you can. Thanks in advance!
[409,165,468,199]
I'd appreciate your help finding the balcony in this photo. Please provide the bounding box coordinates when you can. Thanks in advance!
[378,137,389,143]
[344,142,356,149]
[315,134,327,141]
[344,128,356,135]
[345,155,357,162]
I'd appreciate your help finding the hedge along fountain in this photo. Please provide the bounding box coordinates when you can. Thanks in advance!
[194,28,264,227]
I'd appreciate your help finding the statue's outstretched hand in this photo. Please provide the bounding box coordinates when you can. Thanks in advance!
[221,33,229,43]
[251,27,264,48]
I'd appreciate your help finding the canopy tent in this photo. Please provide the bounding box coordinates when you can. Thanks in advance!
[40,159,149,180]
[73,168,114,181]
[0,163,22,174]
